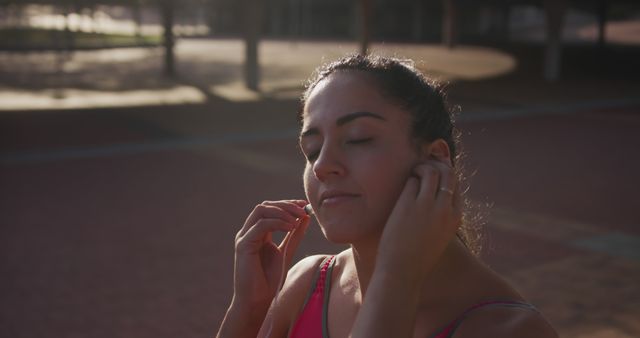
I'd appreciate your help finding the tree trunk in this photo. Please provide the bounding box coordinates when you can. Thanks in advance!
[133,0,143,43]
[543,0,567,82]
[161,0,175,77]
[501,4,511,41]
[597,0,608,48]
[358,0,372,55]
[412,0,423,42]
[442,0,458,49]
[289,0,300,43]
[244,0,263,91]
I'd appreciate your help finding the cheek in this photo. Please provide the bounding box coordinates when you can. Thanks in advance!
[303,165,316,200]
[368,164,408,196]
[360,150,416,206]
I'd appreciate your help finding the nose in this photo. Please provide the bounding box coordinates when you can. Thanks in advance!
[312,145,346,181]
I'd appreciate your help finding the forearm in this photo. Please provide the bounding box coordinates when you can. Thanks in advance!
[350,265,422,338]
[217,300,269,338]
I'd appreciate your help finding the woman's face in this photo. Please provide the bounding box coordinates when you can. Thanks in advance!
[300,71,421,244]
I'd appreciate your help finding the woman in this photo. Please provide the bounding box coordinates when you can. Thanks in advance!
[216,54,558,338]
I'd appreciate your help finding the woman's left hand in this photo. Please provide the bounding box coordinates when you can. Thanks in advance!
[350,159,464,338]
[376,159,463,284]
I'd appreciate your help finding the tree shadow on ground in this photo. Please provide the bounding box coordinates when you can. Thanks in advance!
[0,44,312,105]
[0,47,241,94]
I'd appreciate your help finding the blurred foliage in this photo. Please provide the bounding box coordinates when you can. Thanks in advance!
[0,27,161,50]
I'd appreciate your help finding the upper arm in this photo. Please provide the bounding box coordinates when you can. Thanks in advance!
[257,255,329,338]
[452,306,559,338]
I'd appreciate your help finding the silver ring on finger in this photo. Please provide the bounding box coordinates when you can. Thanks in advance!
[439,187,454,195]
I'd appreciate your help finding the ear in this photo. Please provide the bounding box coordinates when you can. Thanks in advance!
[420,139,452,167]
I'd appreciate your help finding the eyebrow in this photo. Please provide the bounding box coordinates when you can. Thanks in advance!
[300,111,386,138]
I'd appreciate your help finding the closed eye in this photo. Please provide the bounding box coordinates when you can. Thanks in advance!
[306,150,320,162]
[305,138,373,162]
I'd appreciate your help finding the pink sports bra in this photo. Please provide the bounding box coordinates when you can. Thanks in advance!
[288,256,537,338]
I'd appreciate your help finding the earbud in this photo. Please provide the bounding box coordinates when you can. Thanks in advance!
[304,204,314,216]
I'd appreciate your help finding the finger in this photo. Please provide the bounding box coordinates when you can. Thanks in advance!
[240,202,304,236]
[413,163,440,201]
[431,161,456,208]
[269,199,309,209]
[279,216,310,268]
[277,217,302,252]
[399,175,420,203]
[290,200,309,207]
[238,218,297,252]
[264,201,308,219]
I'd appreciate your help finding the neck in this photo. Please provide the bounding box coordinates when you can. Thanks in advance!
[350,236,474,304]
[349,234,380,297]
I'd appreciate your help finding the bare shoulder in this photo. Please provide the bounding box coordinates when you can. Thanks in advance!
[257,255,330,338]
[284,254,332,293]
[275,255,332,318]
[452,304,559,338]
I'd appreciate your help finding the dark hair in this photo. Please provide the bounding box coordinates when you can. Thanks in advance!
[299,54,482,254]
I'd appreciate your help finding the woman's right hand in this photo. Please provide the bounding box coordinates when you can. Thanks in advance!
[231,200,310,316]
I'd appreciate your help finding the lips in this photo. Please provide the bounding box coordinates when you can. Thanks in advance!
[319,190,360,206]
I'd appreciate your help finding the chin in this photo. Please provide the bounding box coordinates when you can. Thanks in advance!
[320,229,354,244]
[317,218,382,244]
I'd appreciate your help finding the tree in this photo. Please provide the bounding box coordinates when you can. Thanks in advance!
[243,0,264,90]
[159,0,176,77]
[543,0,568,82]
[442,0,458,49]
[358,0,372,55]
[596,0,609,48]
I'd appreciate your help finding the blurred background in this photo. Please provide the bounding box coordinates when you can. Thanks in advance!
[1,1,639,337]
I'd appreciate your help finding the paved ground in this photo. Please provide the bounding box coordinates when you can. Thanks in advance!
[1,39,639,338]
